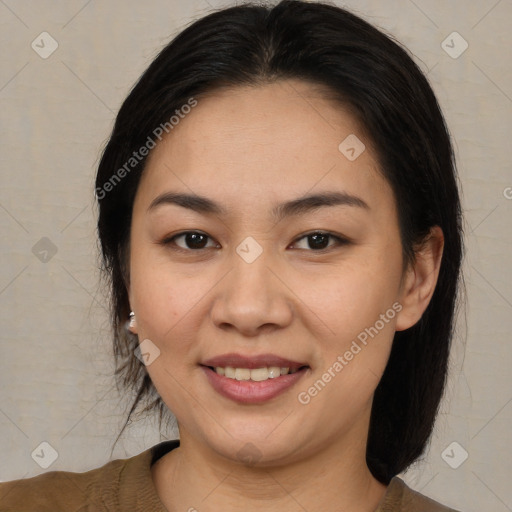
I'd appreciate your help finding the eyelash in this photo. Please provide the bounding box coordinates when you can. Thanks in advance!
[160,230,351,253]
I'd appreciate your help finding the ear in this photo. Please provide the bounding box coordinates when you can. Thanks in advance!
[395,226,444,331]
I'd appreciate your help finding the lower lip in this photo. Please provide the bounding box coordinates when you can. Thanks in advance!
[201,366,308,404]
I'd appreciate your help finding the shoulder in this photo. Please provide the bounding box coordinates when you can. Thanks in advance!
[377,476,462,512]
[0,441,177,512]
[0,456,134,511]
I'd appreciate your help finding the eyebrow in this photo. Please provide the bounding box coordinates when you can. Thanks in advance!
[148,190,369,221]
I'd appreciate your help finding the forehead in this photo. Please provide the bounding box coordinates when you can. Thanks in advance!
[137,80,393,216]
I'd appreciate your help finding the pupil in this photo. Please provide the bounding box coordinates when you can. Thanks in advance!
[310,233,328,249]
[187,233,206,249]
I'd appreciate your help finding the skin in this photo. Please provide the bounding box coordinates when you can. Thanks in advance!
[127,79,444,512]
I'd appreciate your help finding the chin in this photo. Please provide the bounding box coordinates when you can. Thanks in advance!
[201,423,306,467]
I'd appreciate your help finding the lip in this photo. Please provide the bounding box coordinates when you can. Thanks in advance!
[201,365,309,404]
[201,352,308,370]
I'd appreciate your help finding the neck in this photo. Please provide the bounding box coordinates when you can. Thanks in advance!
[152,427,387,512]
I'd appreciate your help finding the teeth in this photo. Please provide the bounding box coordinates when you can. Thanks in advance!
[235,368,251,381]
[250,367,273,381]
[224,367,236,379]
[214,366,301,381]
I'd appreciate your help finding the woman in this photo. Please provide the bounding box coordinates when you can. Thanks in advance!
[0,1,464,510]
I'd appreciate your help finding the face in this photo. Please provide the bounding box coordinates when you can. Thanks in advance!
[127,79,413,466]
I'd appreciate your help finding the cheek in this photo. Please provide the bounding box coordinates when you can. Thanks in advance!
[303,249,402,401]
[313,255,402,339]
[129,244,201,345]
[298,275,399,424]
[128,257,206,410]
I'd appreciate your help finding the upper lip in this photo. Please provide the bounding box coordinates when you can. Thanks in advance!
[201,353,308,370]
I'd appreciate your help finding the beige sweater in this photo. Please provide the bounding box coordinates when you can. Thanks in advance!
[0,440,460,511]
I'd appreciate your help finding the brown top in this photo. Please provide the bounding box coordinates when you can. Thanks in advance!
[0,440,460,511]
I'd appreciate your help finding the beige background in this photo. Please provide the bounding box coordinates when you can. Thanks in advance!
[1,0,511,510]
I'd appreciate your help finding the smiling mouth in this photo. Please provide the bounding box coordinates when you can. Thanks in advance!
[203,365,309,382]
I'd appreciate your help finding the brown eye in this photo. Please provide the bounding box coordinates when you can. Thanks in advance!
[307,233,330,250]
[293,231,350,251]
[164,231,217,250]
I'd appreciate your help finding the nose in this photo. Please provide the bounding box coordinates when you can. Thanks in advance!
[210,243,294,337]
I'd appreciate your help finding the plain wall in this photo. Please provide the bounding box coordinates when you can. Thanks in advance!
[1,1,511,510]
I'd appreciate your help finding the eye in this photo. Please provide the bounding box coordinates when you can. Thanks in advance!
[162,231,218,251]
[161,230,350,253]
[291,231,350,251]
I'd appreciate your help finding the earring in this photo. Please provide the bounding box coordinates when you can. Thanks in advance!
[126,311,136,332]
